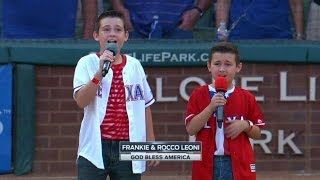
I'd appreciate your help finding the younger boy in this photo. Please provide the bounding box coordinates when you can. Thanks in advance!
[185,42,265,180]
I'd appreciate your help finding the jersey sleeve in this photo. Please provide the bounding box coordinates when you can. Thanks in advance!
[138,63,155,107]
[185,87,203,126]
[73,57,90,99]
[247,93,266,129]
[143,75,155,107]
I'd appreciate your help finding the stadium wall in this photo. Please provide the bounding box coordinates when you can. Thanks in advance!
[0,40,319,176]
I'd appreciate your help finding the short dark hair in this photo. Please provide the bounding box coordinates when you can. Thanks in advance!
[209,42,240,65]
[94,10,127,33]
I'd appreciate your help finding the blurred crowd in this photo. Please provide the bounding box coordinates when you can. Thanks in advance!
[0,0,319,41]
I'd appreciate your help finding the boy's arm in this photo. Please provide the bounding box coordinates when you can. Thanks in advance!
[225,91,264,140]
[145,106,160,167]
[186,104,215,136]
[289,0,304,39]
[244,123,261,139]
[224,120,261,140]
[74,71,102,108]
[186,92,225,136]
[145,106,155,141]
[243,121,261,139]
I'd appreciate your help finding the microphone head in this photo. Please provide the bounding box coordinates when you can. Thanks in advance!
[215,77,228,92]
[106,40,118,56]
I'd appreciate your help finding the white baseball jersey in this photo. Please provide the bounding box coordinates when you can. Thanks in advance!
[73,53,155,173]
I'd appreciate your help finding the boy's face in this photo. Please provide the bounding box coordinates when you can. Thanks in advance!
[207,52,242,88]
[94,17,129,53]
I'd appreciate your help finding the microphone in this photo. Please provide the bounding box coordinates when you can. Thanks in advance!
[102,40,118,77]
[214,77,228,129]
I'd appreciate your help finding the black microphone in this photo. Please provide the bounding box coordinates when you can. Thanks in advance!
[102,41,117,77]
[214,77,228,129]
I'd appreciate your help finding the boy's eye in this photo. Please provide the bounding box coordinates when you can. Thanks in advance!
[102,28,123,32]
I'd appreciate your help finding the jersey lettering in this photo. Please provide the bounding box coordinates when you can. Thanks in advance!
[203,115,246,128]
[134,84,144,100]
[125,84,144,101]
[97,84,102,98]
[204,122,211,128]
[227,116,237,121]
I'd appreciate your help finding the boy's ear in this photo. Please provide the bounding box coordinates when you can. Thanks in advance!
[236,63,242,73]
[93,31,99,41]
[124,31,129,42]
[207,62,211,72]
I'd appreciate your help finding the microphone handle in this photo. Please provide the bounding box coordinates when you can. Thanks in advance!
[217,106,223,128]
[102,61,111,77]
[216,91,225,129]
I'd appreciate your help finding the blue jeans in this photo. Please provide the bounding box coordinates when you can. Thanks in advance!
[213,156,234,180]
[77,140,141,180]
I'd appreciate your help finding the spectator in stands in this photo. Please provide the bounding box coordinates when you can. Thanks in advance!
[110,0,212,39]
[185,42,265,180]
[81,0,98,39]
[306,0,320,40]
[73,10,159,180]
[215,0,305,40]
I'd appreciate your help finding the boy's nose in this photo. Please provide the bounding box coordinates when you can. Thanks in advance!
[219,66,226,71]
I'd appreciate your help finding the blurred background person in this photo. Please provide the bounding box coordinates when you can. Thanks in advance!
[215,0,304,41]
[306,0,320,40]
[110,0,212,39]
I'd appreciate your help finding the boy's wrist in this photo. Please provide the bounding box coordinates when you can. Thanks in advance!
[208,104,217,113]
[147,136,155,142]
[244,120,253,133]
[91,77,101,86]
[91,72,103,86]
[94,71,103,80]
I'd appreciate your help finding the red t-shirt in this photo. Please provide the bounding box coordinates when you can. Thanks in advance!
[100,54,129,140]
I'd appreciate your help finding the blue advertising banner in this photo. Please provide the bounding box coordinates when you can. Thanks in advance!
[0,64,12,174]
